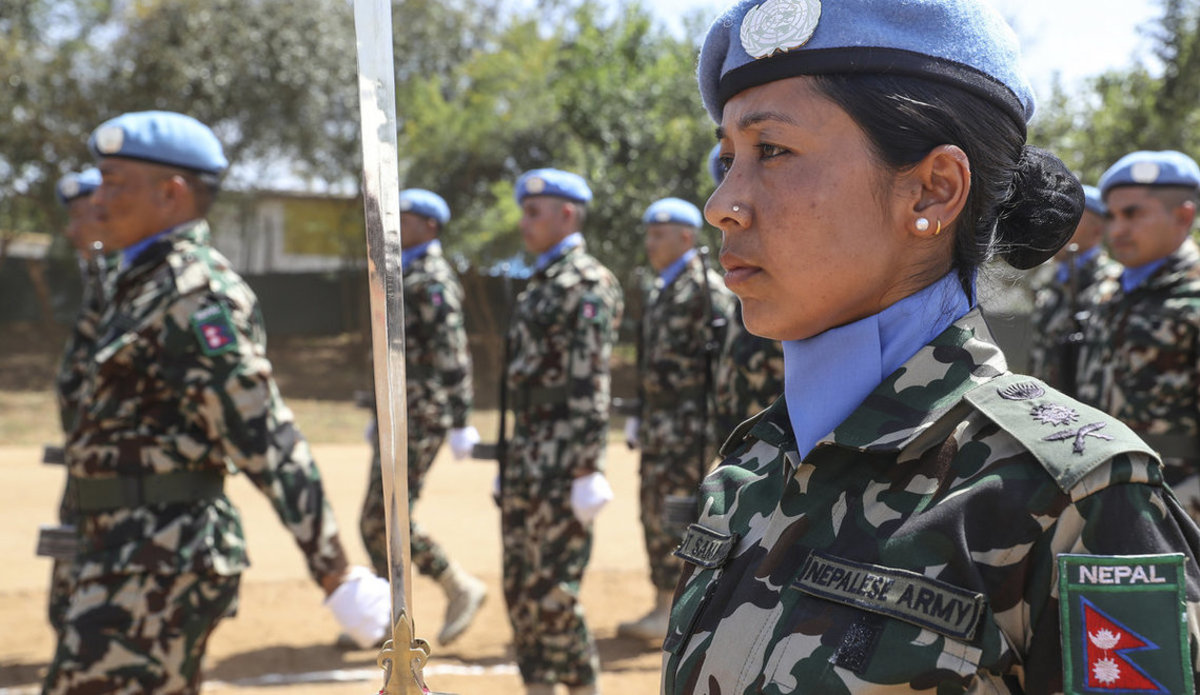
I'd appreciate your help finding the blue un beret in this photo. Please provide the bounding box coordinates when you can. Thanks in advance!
[1098,150,1200,197]
[698,0,1035,129]
[399,188,451,226]
[515,168,592,205]
[56,167,102,205]
[643,198,703,228]
[707,143,725,185]
[88,110,228,179]
[1081,185,1106,217]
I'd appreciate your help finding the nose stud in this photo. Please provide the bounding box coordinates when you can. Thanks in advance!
[732,205,741,213]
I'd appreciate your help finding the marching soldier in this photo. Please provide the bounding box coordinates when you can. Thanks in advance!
[356,188,486,648]
[1027,184,1118,393]
[43,168,108,636]
[1076,150,1200,523]
[707,144,785,442]
[618,197,733,642]
[500,168,623,695]
[44,111,386,694]
[662,2,1200,692]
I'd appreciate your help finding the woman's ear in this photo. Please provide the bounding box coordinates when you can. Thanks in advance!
[904,145,971,238]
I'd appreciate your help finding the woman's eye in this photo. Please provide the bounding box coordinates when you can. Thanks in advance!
[758,143,787,159]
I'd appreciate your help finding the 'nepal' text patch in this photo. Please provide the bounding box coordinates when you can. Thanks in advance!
[191,304,238,356]
[1058,554,1192,694]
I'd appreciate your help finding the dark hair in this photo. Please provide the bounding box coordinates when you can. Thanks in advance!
[813,73,1082,297]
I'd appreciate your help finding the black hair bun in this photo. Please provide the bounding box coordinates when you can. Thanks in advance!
[995,146,1084,270]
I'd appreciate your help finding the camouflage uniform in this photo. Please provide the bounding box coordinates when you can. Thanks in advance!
[360,242,472,580]
[1076,238,1200,523]
[714,302,785,443]
[502,242,623,687]
[1027,250,1120,391]
[44,220,347,695]
[663,308,1200,694]
[636,254,734,591]
[48,255,114,635]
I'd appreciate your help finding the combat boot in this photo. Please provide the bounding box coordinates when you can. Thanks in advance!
[436,562,487,645]
[616,589,673,641]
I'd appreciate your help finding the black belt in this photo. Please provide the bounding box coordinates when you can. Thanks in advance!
[73,470,225,512]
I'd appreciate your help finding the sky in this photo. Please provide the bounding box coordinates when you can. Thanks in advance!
[647,0,1164,104]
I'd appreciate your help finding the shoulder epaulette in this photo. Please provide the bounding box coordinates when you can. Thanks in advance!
[964,373,1158,492]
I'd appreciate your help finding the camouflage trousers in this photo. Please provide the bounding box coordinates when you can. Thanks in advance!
[48,477,78,635]
[500,460,598,687]
[359,425,450,580]
[42,570,239,695]
[638,449,705,591]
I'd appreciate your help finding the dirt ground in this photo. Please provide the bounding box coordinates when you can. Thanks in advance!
[0,324,661,695]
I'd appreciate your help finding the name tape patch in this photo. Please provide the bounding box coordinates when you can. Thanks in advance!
[793,551,985,641]
[1058,554,1192,694]
[674,524,736,568]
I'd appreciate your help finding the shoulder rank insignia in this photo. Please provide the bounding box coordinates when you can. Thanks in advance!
[191,303,238,356]
[1059,554,1192,694]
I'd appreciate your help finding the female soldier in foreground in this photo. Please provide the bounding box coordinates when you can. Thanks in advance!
[662,0,1200,693]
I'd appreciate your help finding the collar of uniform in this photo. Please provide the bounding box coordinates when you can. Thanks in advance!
[806,307,1007,459]
[1128,237,1200,294]
[402,239,441,272]
[658,248,698,288]
[535,232,583,272]
[117,219,210,281]
[535,237,585,278]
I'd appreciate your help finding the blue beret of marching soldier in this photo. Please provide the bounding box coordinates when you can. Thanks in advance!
[707,143,725,186]
[515,168,592,204]
[88,110,229,186]
[1099,150,1200,197]
[1081,184,1107,216]
[399,188,451,227]
[56,168,102,205]
[643,197,703,228]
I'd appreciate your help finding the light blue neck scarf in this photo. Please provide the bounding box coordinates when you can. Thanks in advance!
[535,232,582,271]
[783,271,972,459]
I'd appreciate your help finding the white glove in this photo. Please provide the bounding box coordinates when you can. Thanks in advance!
[570,471,614,525]
[624,417,640,449]
[364,419,377,445]
[324,566,391,649]
[492,473,501,506]
[448,426,481,460]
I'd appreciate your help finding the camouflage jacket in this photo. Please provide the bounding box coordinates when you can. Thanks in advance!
[1027,250,1120,393]
[662,308,1200,694]
[403,243,472,433]
[56,254,116,433]
[1076,238,1200,441]
[637,254,735,455]
[66,220,347,583]
[505,242,623,479]
[714,303,785,444]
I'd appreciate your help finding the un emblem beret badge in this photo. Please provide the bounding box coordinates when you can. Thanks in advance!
[59,176,81,200]
[399,197,413,212]
[525,176,546,195]
[741,0,821,59]
[94,125,125,155]
[654,211,671,223]
[1130,161,1161,184]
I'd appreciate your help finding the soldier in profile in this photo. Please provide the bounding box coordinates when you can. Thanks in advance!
[1076,150,1200,522]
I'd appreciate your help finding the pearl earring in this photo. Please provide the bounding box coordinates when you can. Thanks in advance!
[915,217,930,232]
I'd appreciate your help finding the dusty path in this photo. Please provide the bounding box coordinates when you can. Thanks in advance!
[0,434,666,694]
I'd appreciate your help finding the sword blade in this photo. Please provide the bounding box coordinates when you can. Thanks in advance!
[351,1,427,693]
